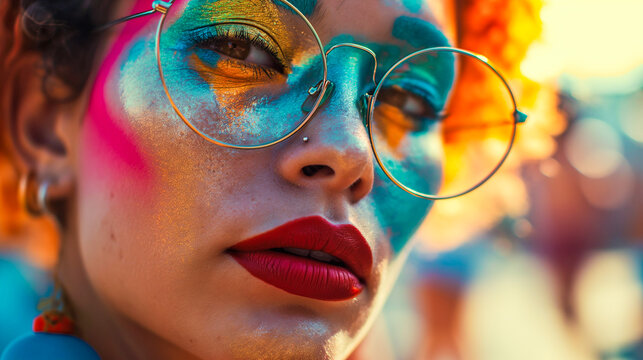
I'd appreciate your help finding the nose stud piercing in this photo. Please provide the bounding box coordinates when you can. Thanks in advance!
[303,136,309,143]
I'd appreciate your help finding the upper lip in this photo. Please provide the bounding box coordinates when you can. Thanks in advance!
[229,216,373,281]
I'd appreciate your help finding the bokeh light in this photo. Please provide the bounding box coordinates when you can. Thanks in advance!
[565,117,624,179]
[573,251,643,352]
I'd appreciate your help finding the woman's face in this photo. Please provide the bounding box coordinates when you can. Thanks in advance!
[76,0,453,358]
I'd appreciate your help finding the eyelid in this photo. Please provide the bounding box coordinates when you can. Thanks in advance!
[385,76,444,113]
[185,23,288,67]
[185,22,288,74]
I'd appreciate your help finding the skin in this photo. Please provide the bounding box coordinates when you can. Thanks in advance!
[11,0,454,359]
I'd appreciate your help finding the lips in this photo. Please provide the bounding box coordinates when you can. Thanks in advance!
[228,216,373,301]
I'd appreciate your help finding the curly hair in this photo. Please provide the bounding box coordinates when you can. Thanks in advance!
[0,0,111,266]
[3,0,111,99]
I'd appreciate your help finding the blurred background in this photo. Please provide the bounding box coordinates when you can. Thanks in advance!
[364,0,643,359]
[1,0,642,358]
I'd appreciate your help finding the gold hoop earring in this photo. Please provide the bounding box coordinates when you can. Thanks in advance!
[18,172,50,216]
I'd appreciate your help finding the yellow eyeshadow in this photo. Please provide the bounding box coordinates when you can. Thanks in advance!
[197,0,296,58]
[373,105,413,156]
[188,53,252,122]
[187,53,291,137]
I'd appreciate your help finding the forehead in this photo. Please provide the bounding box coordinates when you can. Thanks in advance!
[165,0,453,52]
[292,0,454,49]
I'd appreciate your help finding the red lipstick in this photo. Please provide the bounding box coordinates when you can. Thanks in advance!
[228,216,373,301]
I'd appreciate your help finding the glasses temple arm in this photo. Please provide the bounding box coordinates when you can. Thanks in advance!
[94,0,172,32]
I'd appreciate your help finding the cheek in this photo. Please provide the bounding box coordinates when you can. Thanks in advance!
[78,18,158,275]
[371,166,433,253]
[77,0,208,295]
[81,1,159,190]
[82,58,153,190]
[76,8,235,340]
[78,0,251,270]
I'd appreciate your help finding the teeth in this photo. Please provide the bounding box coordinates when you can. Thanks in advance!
[280,248,343,265]
[309,250,341,264]
[282,247,310,257]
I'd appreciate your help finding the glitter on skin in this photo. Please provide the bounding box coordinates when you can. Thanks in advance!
[159,0,324,143]
[69,1,462,359]
[88,0,207,260]
[187,8,450,252]
[118,1,451,254]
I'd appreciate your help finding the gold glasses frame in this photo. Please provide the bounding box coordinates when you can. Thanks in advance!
[100,0,528,200]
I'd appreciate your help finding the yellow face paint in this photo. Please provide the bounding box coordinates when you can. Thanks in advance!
[165,0,323,141]
[373,104,415,158]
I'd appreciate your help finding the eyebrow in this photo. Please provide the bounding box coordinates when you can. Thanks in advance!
[391,16,452,49]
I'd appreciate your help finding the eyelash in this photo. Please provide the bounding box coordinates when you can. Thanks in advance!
[389,83,443,118]
[190,26,287,79]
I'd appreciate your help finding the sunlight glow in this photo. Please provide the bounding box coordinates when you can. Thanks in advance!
[521,0,643,80]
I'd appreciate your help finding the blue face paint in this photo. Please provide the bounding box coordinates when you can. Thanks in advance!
[121,3,441,254]
[401,0,423,13]
[317,33,442,254]
[392,16,451,49]
[120,40,147,72]
[372,166,433,253]
[284,0,318,16]
[325,33,408,85]
[390,16,455,105]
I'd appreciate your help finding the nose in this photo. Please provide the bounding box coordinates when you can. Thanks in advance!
[276,49,375,204]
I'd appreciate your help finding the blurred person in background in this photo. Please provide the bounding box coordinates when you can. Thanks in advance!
[385,1,643,359]
[527,87,643,360]
[403,35,643,360]
[405,89,643,360]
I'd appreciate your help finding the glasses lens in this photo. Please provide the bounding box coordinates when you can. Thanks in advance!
[370,48,517,199]
[158,0,325,147]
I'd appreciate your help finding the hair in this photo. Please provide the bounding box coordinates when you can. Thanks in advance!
[2,0,111,99]
[0,0,547,266]
[0,0,111,266]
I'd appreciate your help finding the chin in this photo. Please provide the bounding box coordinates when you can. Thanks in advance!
[192,308,361,360]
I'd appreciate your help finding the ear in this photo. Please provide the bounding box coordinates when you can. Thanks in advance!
[1,45,80,217]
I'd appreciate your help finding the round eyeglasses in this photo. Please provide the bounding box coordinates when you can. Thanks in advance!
[100,0,528,200]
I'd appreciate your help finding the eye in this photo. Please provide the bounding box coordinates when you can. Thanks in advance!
[210,38,278,68]
[197,30,285,74]
[377,85,439,120]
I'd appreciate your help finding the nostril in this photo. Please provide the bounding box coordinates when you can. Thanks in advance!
[349,178,361,191]
[301,165,335,177]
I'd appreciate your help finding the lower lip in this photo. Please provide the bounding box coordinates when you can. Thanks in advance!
[229,250,363,301]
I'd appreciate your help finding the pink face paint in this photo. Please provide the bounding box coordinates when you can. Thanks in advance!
[83,0,158,183]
